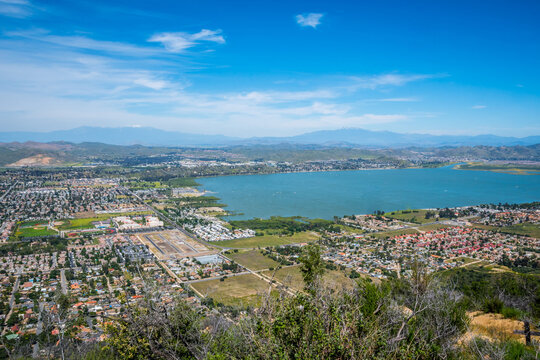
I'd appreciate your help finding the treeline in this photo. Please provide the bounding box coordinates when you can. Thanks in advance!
[0,238,68,257]
[169,196,225,209]
[230,216,340,234]
[4,246,539,359]
[500,253,540,274]
[440,266,540,319]
[80,253,537,360]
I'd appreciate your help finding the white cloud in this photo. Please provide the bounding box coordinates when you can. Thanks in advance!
[351,74,438,89]
[0,29,424,136]
[134,78,168,90]
[229,89,337,104]
[296,13,323,28]
[369,97,419,102]
[148,29,225,53]
[472,105,487,109]
[0,0,32,18]
[7,29,159,56]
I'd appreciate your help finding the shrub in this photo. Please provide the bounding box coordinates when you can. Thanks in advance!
[501,306,521,319]
[483,297,504,313]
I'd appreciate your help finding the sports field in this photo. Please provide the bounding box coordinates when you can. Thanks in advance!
[15,222,58,238]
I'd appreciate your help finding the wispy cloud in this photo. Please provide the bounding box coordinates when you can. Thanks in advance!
[472,105,487,109]
[0,28,427,136]
[0,0,33,18]
[296,13,323,28]
[133,78,169,90]
[7,29,159,57]
[351,74,439,89]
[228,89,337,104]
[148,29,225,53]
[369,97,419,102]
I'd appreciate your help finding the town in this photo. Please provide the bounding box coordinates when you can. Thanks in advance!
[0,168,537,357]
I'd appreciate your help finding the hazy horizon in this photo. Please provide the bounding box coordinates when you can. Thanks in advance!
[1,125,540,140]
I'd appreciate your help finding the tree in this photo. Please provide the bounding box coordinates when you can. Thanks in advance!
[298,244,325,289]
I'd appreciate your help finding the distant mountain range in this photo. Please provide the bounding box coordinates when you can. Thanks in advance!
[0,126,539,148]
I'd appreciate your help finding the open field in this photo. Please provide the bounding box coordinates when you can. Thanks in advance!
[384,209,437,224]
[446,256,478,265]
[134,230,215,260]
[58,211,153,230]
[73,210,152,219]
[452,260,513,273]
[371,228,419,239]
[15,222,58,238]
[465,311,540,344]
[472,223,540,238]
[57,217,103,230]
[212,231,319,248]
[191,274,272,307]
[226,249,280,271]
[454,162,540,175]
[262,265,356,292]
[123,180,168,189]
[338,224,365,233]
[417,223,451,231]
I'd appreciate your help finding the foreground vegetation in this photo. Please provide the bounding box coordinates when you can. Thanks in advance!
[20,244,534,360]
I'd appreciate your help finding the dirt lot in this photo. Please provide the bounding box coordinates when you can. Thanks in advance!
[134,230,216,260]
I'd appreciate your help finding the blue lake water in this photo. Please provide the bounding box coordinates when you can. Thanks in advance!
[197,166,540,220]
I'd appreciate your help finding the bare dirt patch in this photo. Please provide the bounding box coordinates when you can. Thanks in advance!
[7,154,61,167]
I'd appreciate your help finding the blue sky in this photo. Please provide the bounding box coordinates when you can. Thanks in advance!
[0,0,538,137]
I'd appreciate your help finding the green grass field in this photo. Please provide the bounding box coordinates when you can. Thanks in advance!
[384,209,437,224]
[371,228,418,239]
[338,224,365,233]
[212,231,319,248]
[473,223,540,238]
[227,249,280,271]
[18,220,48,227]
[262,265,356,292]
[454,162,540,175]
[191,274,273,307]
[123,180,168,189]
[58,211,153,231]
[58,217,102,230]
[15,223,58,238]
[417,224,451,231]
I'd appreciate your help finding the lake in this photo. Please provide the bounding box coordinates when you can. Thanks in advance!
[197,166,540,220]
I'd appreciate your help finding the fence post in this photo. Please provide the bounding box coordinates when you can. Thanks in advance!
[524,320,531,346]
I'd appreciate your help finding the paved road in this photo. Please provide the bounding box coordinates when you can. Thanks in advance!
[185,270,252,284]
[60,269,67,294]
[3,274,20,333]
[36,302,44,335]
[126,186,295,297]
[0,181,18,202]
[106,276,113,295]
[9,275,20,309]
